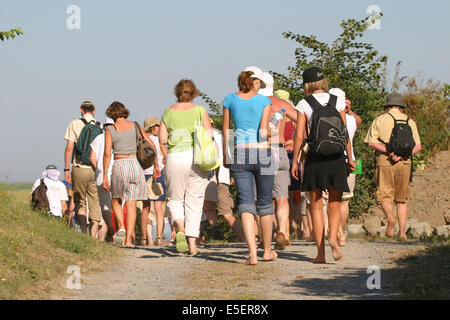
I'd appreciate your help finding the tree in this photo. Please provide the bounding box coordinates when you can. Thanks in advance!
[201,15,390,219]
[0,28,24,42]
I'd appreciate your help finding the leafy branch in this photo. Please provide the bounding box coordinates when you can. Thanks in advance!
[0,28,24,42]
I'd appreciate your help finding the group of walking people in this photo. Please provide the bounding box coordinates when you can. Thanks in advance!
[32,64,422,266]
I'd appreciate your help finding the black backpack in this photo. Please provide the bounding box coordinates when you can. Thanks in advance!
[74,118,103,165]
[378,113,415,158]
[305,94,348,156]
[31,178,50,213]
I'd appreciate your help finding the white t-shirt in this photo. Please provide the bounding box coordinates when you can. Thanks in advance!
[294,92,346,128]
[213,129,231,185]
[90,133,113,186]
[345,113,357,161]
[32,178,68,217]
[143,134,164,175]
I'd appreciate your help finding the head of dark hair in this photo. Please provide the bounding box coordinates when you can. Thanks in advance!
[105,101,130,121]
[238,71,255,93]
[80,101,95,113]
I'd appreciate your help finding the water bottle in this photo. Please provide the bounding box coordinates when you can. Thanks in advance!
[269,108,286,131]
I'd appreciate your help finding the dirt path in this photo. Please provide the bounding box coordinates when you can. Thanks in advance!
[53,239,427,300]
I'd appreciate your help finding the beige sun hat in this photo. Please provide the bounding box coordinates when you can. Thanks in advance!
[147,176,164,200]
[144,116,160,131]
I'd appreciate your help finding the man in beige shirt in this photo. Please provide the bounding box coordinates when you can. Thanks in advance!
[365,92,422,240]
[64,100,102,238]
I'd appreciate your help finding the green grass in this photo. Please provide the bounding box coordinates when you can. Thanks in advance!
[0,184,119,299]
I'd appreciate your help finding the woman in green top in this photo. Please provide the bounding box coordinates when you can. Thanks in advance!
[159,79,214,255]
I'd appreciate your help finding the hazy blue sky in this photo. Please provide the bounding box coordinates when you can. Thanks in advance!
[1,0,449,182]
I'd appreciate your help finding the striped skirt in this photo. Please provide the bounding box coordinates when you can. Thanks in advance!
[111,158,147,201]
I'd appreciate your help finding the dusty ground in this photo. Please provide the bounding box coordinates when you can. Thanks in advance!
[353,150,450,227]
[53,239,427,300]
[51,152,448,300]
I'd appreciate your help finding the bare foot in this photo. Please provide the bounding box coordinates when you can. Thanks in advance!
[274,232,286,250]
[312,256,326,264]
[338,236,346,247]
[385,220,396,238]
[329,240,343,261]
[244,258,258,265]
[263,250,278,261]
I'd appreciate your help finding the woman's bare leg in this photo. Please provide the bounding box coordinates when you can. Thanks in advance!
[310,189,326,263]
[328,186,343,261]
[125,200,137,246]
[242,212,258,265]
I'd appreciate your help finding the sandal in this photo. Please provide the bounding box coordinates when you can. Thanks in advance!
[141,237,148,246]
[155,237,163,246]
[175,232,188,253]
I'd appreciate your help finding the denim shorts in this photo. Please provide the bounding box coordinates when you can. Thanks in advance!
[230,148,275,216]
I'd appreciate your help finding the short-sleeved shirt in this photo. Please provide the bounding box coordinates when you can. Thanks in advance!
[64,113,102,168]
[90,133,113,186]
[223,93,272,145]
[32,178,69,217]
[294,92,346,128]
[364,108,421,165]
[162,105,206,153]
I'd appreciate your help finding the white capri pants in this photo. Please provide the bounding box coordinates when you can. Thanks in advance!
[164,149,209,238]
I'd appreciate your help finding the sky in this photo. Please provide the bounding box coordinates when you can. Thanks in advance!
[1,0,449,182]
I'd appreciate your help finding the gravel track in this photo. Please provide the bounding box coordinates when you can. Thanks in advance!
[54,239,426,300]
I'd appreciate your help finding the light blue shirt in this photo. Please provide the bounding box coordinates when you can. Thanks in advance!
[223,93,271,144]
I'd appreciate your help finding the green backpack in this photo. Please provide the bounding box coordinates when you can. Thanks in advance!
[74,118,103,165]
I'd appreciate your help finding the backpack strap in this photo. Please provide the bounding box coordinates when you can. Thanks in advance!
[327,94,338,108]
[79,118,101,126]
[303,95,322,138]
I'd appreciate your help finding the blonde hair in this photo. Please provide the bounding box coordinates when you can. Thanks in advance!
[303,78,329,97]
[174,79,199,103]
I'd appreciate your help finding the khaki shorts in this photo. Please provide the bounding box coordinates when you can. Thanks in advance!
[217,183,234,216]
[375,162,411,203]
[342,174,356,201]
[272,148,290,199]
[72,166,101,222]
[204,175,219,202]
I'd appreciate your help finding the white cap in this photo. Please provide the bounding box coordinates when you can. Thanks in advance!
[105,117,114,125]
[244,66,266,88]
[329,88,346,101]
[258,72,274,96]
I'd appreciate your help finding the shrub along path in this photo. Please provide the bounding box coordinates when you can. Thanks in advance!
[53,239,430,300]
